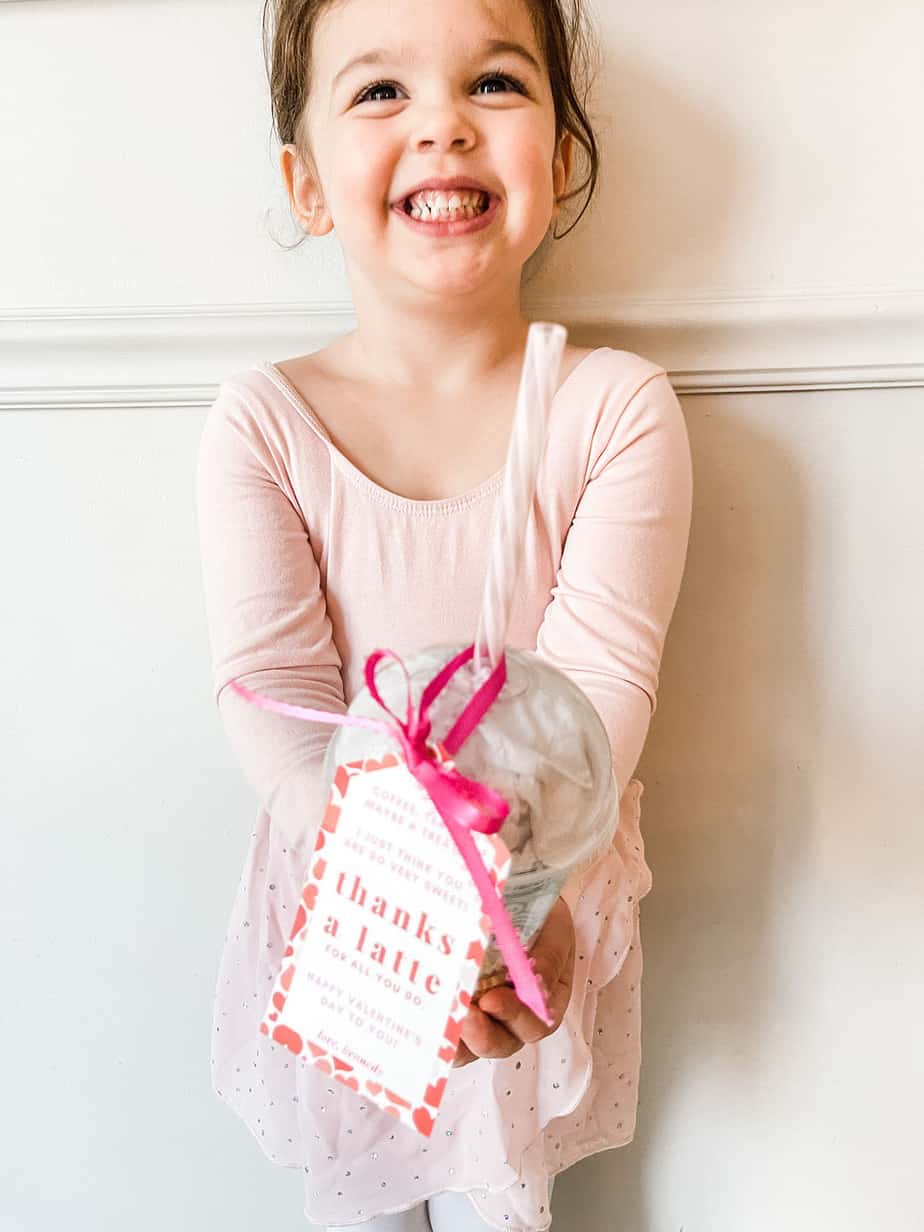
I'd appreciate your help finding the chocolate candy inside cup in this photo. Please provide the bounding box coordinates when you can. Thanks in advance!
[321,643,619,996]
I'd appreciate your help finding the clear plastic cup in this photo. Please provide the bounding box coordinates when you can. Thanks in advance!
[321,644,619,996]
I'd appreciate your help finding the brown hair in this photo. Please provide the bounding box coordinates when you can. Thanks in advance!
[262,0,601,242]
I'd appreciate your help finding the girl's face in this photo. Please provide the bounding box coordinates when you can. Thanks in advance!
[291,0,572,304]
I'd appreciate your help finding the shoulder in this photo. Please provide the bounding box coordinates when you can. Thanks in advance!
[199,362,329,461]
[556,347,681,448]
[196,374,268,489]
[580,346,671,404]
[195,365,329,512]
[199,367,266,438]
[544,348,691,507]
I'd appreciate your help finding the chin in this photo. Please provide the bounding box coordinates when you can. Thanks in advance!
[408,276,489,300]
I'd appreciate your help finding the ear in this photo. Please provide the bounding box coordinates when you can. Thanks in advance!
[280,143,334,236]
[551,129,575,218]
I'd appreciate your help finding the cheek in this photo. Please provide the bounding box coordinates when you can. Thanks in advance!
[499,125,556,198]
[328,136,394,211]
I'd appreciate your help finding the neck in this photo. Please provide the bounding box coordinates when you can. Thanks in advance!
[342,276,533,398]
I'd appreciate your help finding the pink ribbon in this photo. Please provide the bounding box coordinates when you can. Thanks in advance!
[229,642,553,1026]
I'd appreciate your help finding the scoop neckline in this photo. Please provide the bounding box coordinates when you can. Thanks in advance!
[255,345,610,514]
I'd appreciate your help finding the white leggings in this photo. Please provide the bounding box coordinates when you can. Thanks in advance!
[327,1182,555,1231]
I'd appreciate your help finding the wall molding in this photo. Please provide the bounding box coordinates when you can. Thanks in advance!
[1,290,922,409]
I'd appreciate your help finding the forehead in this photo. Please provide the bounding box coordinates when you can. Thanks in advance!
[313,0,540,83]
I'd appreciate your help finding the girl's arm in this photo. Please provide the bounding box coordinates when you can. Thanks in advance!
[457,363,692,1058]
[535,365,694,799]
[195,382,348,853]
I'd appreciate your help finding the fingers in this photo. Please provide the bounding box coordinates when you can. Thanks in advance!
[451,995,526,1068]
[450,898,578,1066]
[450,1039,477,1068]
[477,967,568,1044]
[477,898,576,1043]
[458,1000,524,1062]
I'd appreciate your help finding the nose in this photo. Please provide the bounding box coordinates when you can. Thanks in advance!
[410,100,477,153]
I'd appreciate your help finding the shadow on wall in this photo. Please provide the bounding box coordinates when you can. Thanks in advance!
[551,390,817,1230]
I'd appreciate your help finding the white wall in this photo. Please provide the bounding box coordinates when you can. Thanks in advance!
[2,2,922,1230]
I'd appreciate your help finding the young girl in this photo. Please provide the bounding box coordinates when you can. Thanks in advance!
[195,0,693,1228]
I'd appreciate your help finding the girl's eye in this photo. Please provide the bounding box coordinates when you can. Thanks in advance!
[353,70,527,106]
[355,80,401,104]
[474,72,527,95]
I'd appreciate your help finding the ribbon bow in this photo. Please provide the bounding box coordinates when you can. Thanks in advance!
[229,642,553,1025]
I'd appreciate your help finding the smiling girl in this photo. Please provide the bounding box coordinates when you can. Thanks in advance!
[195,1,693,1229]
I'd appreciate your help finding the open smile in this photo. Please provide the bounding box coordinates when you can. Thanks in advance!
[391,194,502,238]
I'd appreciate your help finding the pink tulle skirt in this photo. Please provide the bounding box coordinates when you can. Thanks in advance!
[209,779,652,1231]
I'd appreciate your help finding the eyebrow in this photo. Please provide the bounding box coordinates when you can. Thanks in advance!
[331,38,543,92]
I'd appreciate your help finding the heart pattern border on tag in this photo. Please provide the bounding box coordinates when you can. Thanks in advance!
[259,745,510,1137]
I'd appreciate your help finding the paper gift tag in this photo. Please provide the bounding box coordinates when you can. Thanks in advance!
[259,742,511,1138]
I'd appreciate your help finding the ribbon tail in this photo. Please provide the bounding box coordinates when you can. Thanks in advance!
[440,813,553,1027]
[228,680,391,734]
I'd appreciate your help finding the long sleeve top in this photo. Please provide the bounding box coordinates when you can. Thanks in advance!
[195,345,693,1231]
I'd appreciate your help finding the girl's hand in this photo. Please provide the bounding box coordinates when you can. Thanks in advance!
[451,895,576,1068]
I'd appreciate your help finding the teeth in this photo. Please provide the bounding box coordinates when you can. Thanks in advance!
[406,189,489,221]
[410,203,484,220]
